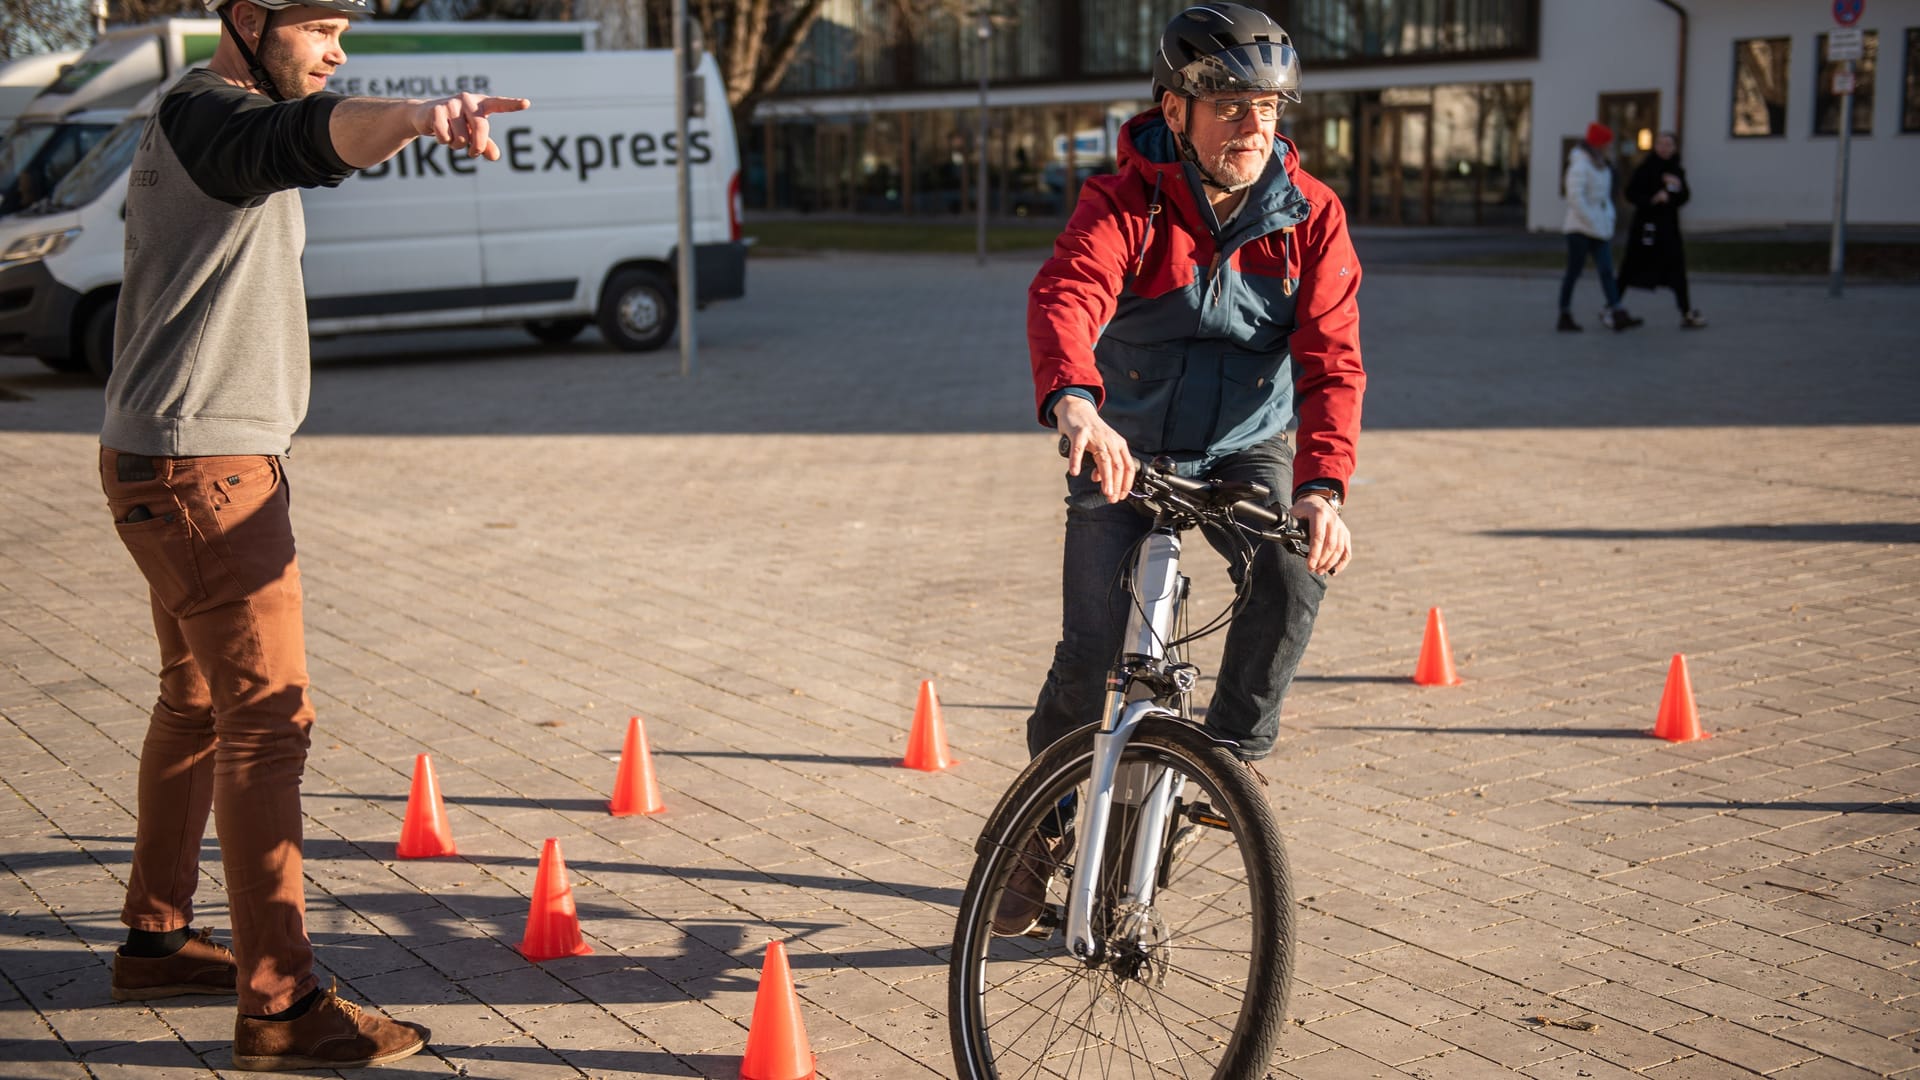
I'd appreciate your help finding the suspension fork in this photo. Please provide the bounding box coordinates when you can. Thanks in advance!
[1066,529,1187,961]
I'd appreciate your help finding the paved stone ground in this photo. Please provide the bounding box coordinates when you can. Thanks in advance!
[0,253,1916,1079]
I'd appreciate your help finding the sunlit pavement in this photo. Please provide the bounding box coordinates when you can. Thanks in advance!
[1,253,1916,1078]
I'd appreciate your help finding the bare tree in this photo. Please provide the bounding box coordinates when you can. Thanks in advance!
[3,0,89,57]
[627,0,832,127]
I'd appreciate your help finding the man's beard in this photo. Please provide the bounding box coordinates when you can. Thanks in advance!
[1206,141,1271,189]
[256,36,319,99]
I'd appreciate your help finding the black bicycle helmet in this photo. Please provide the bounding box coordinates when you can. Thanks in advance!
[1151,3,1302,105]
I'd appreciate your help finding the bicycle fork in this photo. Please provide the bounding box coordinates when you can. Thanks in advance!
[1065,530,1187,962]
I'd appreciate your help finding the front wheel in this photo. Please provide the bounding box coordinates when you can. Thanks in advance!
[949,719,1294,1079]
[596,267,675,352]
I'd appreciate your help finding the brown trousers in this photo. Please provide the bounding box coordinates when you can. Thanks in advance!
[100,448,317,1015]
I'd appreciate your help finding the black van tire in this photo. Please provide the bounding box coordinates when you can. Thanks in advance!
[597,267,675,352]
[36,352,88,375]
[80,297,117,382]
[525,317,589,345]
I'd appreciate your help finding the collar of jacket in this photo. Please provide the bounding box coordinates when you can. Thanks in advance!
[1119,108,1311,260]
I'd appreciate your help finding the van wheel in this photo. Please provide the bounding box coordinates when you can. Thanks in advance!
[36,353,87,375]
[80,300,117,382]
[525,318,589,345]
[597,268,675,352]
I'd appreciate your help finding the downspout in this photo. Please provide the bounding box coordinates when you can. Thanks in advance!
[1648,0,1688,141]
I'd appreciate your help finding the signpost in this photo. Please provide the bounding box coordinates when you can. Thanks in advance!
[673,0,697,374]
[1826,0,1862,297]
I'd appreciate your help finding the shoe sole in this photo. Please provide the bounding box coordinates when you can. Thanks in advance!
[231,1035,426,1072]
[110,984,237,1002]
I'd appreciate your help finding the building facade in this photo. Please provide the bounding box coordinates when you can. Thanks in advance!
[751,0,1920,232]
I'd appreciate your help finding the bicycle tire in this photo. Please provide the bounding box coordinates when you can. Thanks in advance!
[950,718,1294,1079]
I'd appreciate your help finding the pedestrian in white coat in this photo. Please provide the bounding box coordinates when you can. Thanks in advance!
[1557,122,1642,332]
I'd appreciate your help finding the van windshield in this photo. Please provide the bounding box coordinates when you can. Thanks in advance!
[47,115,141,213]
[0,120,113,216]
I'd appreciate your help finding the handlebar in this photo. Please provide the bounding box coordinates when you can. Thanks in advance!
[1058,437,1310,557]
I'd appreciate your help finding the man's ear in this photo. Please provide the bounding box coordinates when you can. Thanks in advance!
[232,1,265,43]
[1162,92,1184,136]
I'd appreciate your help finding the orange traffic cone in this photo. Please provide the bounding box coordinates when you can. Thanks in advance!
[1412,607,1463,687]
[518,838,592,961]
[740,940,814,1080]
[396,753,456,858]
[609,716,665,816]
[1652,654,1709,742]
[902,679,956,771]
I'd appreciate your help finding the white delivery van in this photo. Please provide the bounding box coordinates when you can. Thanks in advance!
[0,19,595,217]
[0,45,744,377]
[0,51,82,140]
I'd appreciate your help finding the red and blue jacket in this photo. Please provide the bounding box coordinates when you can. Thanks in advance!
[1029,108,1365,496]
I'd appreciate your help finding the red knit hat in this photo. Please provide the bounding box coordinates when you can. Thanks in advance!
[1585,122,1614,148]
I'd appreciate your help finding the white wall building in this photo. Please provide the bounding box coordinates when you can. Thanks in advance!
[754,0,1920,232]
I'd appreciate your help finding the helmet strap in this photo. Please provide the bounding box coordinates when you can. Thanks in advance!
[217,2,284,102]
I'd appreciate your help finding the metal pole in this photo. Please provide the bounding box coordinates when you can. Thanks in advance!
[674,0,698,375]
[976,7,990,266]
[1827,62,1853,299]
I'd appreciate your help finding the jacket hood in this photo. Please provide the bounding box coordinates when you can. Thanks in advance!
[1116,107,1308,236]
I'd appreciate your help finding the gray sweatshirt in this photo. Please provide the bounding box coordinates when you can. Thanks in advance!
[102,69,354,457]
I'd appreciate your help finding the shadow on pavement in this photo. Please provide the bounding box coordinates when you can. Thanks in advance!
[40,835,966,908]
[1574,799,1917,814]
[1331,725,1650,738]
[1484,523,1920,544]
[3,264,1918,437]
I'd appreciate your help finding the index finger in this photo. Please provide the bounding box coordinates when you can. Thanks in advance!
[479,97,531,115]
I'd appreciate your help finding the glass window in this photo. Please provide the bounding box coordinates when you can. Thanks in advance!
[49,115,143,213]
[1814,30,1877,134]
[1902,28,1919,131]
[1732,37,1790,137]
[1081,0,1192,77]
[1287,0,1536,64]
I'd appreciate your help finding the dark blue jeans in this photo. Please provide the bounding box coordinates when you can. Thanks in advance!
[1025,436,1328,762]
[1560,233,1622,311]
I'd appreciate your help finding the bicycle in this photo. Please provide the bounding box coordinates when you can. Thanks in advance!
[948,448,1309,1079]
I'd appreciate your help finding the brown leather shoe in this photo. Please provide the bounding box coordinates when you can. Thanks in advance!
[231,983,428,1072]
[991,829,1072,936]
[111,928,237,1001]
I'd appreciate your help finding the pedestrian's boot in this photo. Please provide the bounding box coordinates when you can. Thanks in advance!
[1603,307,1644,332]
[1555,311,1582,332]
[231,982,429,1072]
[111,927,237,1001]
[1681,309,1708,329]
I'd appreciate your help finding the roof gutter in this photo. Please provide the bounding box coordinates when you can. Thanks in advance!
[1648,0,1688,141]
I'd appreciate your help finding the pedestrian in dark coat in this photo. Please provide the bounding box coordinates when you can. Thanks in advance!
[1620,132,1707,328]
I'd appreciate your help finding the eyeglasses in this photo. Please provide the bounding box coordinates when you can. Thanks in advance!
[1209,98,1283,123]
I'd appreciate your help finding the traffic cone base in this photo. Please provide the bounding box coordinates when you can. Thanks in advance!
[518,838,592,961]
[1412,607,1463,687]
[902,679,956,771]
[740,940,815,1080]
[609,716,666,817]
[1652,653,1709,742]
[396,753,457,859]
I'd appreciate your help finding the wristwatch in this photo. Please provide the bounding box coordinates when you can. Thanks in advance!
[1295,486,1342,513]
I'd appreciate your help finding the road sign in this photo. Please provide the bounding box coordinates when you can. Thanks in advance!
[1827,27,1864,61]
[1833,0,1864,26]
[1833,67,1857,95]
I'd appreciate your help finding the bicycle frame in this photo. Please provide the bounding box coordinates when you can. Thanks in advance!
[1064,525,1189,961]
